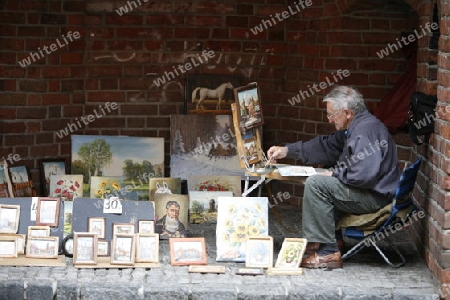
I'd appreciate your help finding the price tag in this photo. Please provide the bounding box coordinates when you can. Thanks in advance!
[30,197,38,221]
[103,197,123,214]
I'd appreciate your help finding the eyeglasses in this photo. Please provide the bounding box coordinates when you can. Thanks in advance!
[326,109,343,120]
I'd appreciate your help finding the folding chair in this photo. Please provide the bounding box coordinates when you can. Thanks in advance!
[338,156,422,268]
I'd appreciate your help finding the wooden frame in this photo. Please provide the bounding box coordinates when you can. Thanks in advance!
[0,235,18,258]
[138,220,155,234]
[0,161,14,198]
[73,232,98,265]
[233,82,264,132]
[274,238,307,269]
[97,239,109,257]
[36,197,60,227]
[39,158,67,197]
[112,223,135,235]
[88,217,106,239]
[9,165,30,184]
[27,225,51,238]
[5,234,26,255]
[185,73,241,114]
[0,204,20,234]
[246,236,274,268]
[26,236,59,259]
[111,234,136,265]
[136,233,159,263]
[169,237,207,266]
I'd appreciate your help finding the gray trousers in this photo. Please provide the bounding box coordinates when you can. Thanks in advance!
[302,174,386,244]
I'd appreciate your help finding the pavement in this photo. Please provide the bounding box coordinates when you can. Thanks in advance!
[0,205,440,300]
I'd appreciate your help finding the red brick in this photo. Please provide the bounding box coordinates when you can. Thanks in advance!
[0,12,25,24]
[42,67,71,78]
[89,66,123,78]
[196,2,233,14]
[42,94,71,105]
[87,92,126,103]
[174,28,210,39]
[187,16,222,27]
[61,53,83,64]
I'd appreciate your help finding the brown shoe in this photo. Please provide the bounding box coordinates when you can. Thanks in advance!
[301,251,343,269]
[305,242,320,255]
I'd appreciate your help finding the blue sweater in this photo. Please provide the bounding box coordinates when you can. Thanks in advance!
[286,110,400,201]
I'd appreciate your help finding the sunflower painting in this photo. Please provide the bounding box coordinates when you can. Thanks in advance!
[216,196,268,262]
[274,238,307,269]
[89,176,124,199]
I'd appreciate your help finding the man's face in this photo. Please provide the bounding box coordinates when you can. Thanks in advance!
[326,102,353,131]
[167,204,180,219]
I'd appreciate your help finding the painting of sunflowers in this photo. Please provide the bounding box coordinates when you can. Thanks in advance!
[216,196,268,262]
[89,176,124,199]
[274,238,307,269]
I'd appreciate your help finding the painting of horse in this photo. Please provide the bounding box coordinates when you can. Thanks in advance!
[192,82,234,110]
[185,74,241,114]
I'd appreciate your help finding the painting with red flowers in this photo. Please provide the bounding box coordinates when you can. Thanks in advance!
[49,175,83,200]
[186,175,241,196]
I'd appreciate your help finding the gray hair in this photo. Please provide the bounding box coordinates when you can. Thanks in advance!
[323,85,366,114]
[165,201,180,209]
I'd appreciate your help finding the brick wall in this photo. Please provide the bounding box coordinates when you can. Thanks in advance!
[2,0,449,293]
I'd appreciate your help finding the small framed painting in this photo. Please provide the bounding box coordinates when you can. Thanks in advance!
[0,204,20,234]
[26,236,59,259]
[97,239,109,257]
[73,232,98,265]
[136,233,159,263]
[112,223,135,235]
[36,197,60,227]
[49,174,83,201]
[188,190,233,224]
[138,220,155,234]
[111,234,136,265]
[0,161,15,197]
[233,82,264,132]
[246,236,273,268]
[169,237,207,266]
[0,235,18,258]
[39,158,67,197]
[27,226,51,238]
[274,238,307,269]
[88,217,106,239]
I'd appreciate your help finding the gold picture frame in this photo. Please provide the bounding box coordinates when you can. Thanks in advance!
[27,225,51,238]
[169,237,207,266]
[97,239,109,257]
[0,235,18,258]
[233,82,264,132]
[88,217,106,239]
[111,234,136,266]
[274,238,307,269]
[26,236,59,259]
[36,197,60,227]
[136,233,159,263]
[73,232,98,265]
[0,204,20,234]
[112,223,135,235]
[138,220,155,234]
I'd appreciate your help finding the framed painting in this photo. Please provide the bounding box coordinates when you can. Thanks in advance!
[111,234,136,265]
[233,82,264,132]
[9,165,30,184]
[49,174,83,201]
[63,200,73,238]
[185,74,241,114]
[274,238,307,269]
[188,191,233,224]
[0,161,14,197]
[216,196,269,262]
[89,176,135,200]
[243,138,260,165]
[138,220,155,234]
[71,135,164,201]
[246,236,273,268]
[136,233,159,263]
[97,239,109,256]
[153,194,189,239]
[170,114,242,180]
[73,232,98,265]
[0,204,20,234]
[88,217,106,239]
[26,236,59,259]
[14,234,26,255]
[0,235,18,258]
[149,177,181,200]
[186,175,242,196]
[112,223,135,235]
[36,197,60,227]
[169,237,207,266]
[27,225,51,238]
[39,158,67,197]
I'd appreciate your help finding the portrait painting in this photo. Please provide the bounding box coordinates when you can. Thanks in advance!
[71,135,164,200]
[216,196,269,262]
[234,83,264,132]
[170,114,242,180]
[153,194,189,239]
[185,74,241,114]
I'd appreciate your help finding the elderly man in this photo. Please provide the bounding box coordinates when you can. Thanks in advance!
[156,200,186,239]
[267,85,400,268]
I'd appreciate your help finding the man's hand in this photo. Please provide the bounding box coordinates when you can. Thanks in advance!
[320,170,333,176]
[267,146,287,162]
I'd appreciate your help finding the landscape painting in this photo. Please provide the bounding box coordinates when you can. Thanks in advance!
[170,115,242,180]
[71,135,164,200]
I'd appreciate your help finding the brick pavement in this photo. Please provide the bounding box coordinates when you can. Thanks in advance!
[0,206,440,300]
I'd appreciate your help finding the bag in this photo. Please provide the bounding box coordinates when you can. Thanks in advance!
[407,92,438,145]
